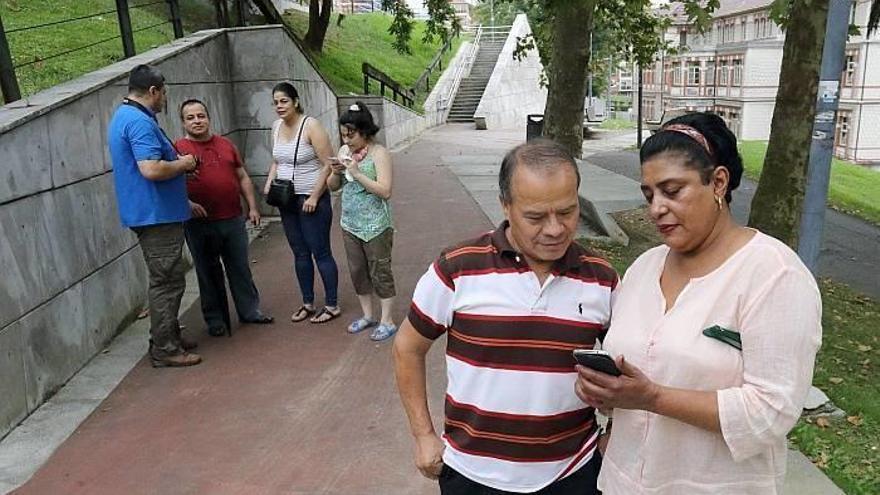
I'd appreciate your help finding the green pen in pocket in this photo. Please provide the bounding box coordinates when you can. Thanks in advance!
[702,325,742,350]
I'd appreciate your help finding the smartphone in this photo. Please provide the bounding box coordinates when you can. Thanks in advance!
[573,349,621,376]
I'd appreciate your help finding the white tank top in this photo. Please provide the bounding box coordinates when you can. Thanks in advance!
[272,117,321,195]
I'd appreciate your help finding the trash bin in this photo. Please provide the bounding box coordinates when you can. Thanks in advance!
[526,114,544,141]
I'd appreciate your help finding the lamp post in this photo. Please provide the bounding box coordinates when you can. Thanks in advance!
[797,0,852,273]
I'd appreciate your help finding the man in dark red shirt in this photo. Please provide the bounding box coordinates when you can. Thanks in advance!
[176,99,273,336]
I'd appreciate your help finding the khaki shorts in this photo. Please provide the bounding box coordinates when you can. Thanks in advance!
[342,228,396,299]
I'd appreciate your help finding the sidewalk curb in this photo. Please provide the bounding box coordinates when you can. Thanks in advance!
[0,220,274,493]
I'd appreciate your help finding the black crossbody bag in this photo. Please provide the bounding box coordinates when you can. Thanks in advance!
[266,117,308,208]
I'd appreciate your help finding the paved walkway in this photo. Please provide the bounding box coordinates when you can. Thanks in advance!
[3,125,843,494]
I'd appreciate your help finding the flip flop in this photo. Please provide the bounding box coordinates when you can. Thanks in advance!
[370,323,398,342]
[291,305,316,323]
[310,306,342,324]
[348,317,378,334]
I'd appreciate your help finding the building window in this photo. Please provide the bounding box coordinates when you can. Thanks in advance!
[673,63,682,86]
[714,105,742,137]
[732,59,743,86]
[687,62,701,85]
[706,61,715,85]
[741,18,747,41]
[842,51,857,87]
[719,60,729,85]
[836,112,850,148]
[680,30,688,48]
[756,16,768,38]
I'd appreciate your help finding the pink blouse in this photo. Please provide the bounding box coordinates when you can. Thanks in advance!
[600,231,822,494]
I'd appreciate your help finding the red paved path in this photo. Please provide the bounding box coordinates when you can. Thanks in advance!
[14,128,497,495]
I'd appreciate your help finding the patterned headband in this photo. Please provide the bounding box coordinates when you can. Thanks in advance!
[663,124,713,157]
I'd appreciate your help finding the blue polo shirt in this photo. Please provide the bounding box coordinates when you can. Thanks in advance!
[108,103,190,227]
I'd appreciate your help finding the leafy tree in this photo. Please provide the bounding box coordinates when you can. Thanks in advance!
[474,1,714,155]
[252,0,332,52]
[747,0,831,247]
[382,0,461,54]
[535,1,715,156]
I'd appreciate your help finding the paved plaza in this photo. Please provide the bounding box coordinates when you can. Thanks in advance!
[1,126,845,494]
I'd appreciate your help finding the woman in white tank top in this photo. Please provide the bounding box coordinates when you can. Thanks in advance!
[263,83,341,324]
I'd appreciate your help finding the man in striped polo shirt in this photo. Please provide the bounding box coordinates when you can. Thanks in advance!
[394,140,617,494]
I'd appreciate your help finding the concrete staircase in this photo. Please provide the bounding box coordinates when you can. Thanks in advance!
[447,35,509,123]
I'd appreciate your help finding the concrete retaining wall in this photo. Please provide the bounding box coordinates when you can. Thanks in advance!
[0,25,344,440]
[473,14,547,130]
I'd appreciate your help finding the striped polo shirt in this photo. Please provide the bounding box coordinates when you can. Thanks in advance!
[408,221,618,493]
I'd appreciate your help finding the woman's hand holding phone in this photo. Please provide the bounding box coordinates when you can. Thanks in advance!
[329,156,346,175]
[573,350,661,412]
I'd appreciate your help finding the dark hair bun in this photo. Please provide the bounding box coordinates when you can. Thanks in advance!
[339,100,380,138]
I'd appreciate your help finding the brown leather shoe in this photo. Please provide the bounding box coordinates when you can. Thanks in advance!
[150,352,202,368]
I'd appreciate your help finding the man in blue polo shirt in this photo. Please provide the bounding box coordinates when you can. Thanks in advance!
[108,64,201,368]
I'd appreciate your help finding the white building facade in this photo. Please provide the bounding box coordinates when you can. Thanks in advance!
[643,0,880,163]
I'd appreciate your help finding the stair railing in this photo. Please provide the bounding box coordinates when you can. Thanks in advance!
[479,25,513,43]
[413,36,454,94]
[362,62,415,107]
[435,24,482,123]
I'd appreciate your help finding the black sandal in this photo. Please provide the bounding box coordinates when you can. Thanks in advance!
[310,306,341,324]
[291,305,316,323]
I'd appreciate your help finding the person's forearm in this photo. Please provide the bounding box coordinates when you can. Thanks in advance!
[265,163,278,190]
[393,346,436,438]
[240,176,258,212]
[351,172,391,199]
[649,387,720,433]
[327,170,343,191]
[310,166,330,198]
[139,159,187,181]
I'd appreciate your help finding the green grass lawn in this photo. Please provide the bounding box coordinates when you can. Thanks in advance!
[0,0,213,98]
[598,118,637,130]
[788,278,880,495]
[582,208,880,495]
[284,11,464,107]
[739,141,880,226]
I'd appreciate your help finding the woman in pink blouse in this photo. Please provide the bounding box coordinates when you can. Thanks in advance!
[575,112,821,494]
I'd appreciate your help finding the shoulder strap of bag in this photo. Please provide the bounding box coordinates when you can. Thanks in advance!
[293,116,308,167]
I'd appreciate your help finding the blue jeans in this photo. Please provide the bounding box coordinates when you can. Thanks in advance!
[279,192,339,307]
[184,216,263,330]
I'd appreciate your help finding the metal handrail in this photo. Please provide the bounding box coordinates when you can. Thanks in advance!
[435,24,483,122]
[412,36,453,94]
[362,62,415,107]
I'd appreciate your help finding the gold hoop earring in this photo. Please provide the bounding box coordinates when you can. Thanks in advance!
[715,195,724,211]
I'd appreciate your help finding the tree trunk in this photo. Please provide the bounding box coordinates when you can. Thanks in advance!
[305,0,333,52]
[542,0,595,158]
[251,0,285,25]
[747,0,829,247]
[214,0,230,28]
